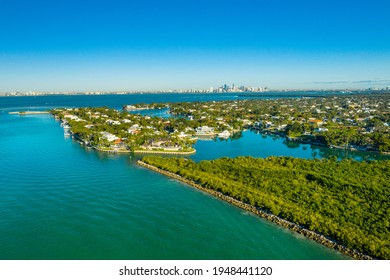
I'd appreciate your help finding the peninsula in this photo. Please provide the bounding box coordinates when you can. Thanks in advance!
[138,156,389,260]
[50,107,196,154]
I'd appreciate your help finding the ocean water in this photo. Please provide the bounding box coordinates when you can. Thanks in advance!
[0,94,374,260]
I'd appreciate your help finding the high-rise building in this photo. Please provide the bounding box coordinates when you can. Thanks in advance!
[223,84,228,91]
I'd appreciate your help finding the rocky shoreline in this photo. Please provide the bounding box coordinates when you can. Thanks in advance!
[137,160,374,260]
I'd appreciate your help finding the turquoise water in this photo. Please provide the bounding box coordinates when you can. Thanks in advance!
[1,94,379,260]
[190,131,388,162]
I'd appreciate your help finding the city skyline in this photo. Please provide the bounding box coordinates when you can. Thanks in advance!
[1,0,390,92]
[0,82,270,96]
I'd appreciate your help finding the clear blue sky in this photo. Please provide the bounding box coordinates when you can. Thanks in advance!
[1,0,389,91]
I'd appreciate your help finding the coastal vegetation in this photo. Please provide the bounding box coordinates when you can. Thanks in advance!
[140,156,390,259]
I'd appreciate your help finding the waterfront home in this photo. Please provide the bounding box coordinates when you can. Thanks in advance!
[64,114,84,122]
[218,130,231,138]
[277,124,288,131]
[141,140,182,151]
[195,126,215,135]
[253,121,262,128]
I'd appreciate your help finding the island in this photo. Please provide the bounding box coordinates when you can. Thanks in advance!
[138,156,389,260]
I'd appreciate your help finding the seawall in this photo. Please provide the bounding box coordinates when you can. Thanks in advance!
[134,149,196,155]
[93,148,196,155]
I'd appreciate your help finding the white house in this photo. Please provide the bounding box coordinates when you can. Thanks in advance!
[195,126,215,135]
[100,132,118,142]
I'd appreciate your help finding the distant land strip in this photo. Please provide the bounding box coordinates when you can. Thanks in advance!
[9,111,50,115]
[238,94,329,98]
